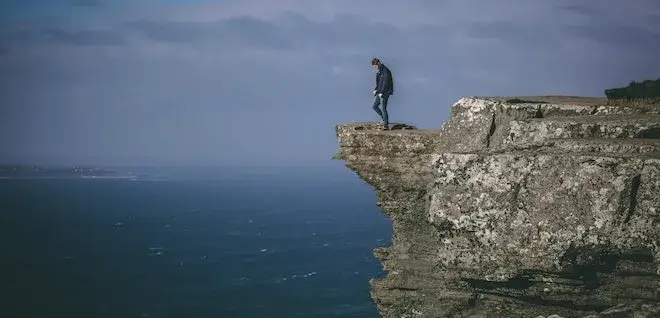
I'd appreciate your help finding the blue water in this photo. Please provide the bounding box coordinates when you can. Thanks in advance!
[0,166,391,318]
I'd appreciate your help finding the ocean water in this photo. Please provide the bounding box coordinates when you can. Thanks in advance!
[1,165,391,318]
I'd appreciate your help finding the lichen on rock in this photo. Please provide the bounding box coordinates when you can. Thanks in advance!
[336,96,660,317]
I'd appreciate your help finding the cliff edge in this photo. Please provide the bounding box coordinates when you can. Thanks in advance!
[335,96,660,318]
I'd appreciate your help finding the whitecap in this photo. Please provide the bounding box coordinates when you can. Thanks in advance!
[288,271,318,280]
[232,277,251,285]
[304,220,331,224]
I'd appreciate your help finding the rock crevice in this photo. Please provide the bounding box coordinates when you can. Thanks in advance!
[336,97,660,318]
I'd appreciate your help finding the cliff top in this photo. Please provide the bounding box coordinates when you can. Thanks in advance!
[336,95,660,158]
[338,96,660,133]
[479,95,660,111]
[478,95,609,105]
[339,95,660,133]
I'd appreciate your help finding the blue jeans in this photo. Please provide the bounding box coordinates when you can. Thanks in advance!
[372,94,390,126]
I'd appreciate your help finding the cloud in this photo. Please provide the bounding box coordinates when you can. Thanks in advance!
[71,0,104,7]
[124,17,293,50]
[119,12,412,55]
[463,21,559,48]
[556,4,594,15]
[41,28,126,46]
[565,24,660,52]
[1,0,660,166]
[1,27,126,46]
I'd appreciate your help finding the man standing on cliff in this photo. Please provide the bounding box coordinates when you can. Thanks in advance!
[371,58,394,130]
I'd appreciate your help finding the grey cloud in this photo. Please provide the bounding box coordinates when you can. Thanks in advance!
[125,17,293,50]
[464,21,558,47]
[71,0,104,7]
[124,12,405,52]
[556,4,600,16]
[1,28,126,46]
[462,14,660,54]
[41,29,126,46]
[280,13,403,49]
[555,2,660,27]
[1,29,41,45]
[565,24,660,51]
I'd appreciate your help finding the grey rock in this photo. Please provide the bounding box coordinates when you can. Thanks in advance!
[335,96,660,318]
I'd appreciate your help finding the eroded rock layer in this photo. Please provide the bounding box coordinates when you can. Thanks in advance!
[336,97,660,318]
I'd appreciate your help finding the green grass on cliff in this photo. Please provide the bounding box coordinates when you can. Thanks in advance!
[605,78,660,101]
[506,98,549,104]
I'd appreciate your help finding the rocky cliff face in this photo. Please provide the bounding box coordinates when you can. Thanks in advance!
[335,96,660,318]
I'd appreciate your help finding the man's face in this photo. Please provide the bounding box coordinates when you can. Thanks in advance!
[372,64,379,71]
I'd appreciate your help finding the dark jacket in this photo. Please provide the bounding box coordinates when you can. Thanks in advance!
[375,64,394,95]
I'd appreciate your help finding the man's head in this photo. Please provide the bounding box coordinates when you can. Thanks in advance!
[371,58,381,71]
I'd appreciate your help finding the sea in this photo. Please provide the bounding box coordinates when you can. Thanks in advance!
[0,164,392,318]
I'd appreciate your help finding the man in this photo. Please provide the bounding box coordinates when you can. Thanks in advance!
[371,58,394,130]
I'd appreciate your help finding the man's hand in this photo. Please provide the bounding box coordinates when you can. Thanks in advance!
[373,90,377,96]
[377,93,383,98]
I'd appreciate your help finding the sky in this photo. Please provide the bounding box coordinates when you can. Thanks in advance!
[1,0,660,167]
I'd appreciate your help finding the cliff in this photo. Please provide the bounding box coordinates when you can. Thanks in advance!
[335,96,660,318]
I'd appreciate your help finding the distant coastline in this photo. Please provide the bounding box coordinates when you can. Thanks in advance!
[0,164,147,179]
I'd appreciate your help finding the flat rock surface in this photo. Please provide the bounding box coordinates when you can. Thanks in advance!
[524,113,660,123]
[482,95,610,105]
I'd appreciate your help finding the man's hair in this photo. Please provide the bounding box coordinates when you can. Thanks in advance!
[371,58,380,66]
